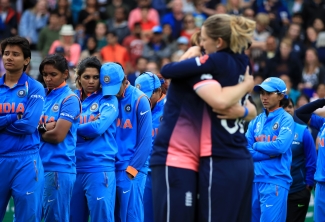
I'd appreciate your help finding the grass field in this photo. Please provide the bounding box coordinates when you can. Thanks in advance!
[3,191,315,221]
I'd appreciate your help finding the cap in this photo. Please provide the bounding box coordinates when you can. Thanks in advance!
[253,77,288,97]
[152,26,163,34]
[177,36,189,45]
[135,72,161,98]
[100,62,125,96]
[59,24,75,36]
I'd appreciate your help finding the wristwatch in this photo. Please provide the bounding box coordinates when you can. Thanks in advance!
[37,123,47,134]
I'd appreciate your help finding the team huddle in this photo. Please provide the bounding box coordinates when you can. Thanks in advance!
[0,13,324,222]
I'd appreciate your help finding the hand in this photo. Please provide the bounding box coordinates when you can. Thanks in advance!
[126,172,134,180]
[46,122,56,131]
[179,46,202,61]
[243,66,254,92]
[213,103,245,119]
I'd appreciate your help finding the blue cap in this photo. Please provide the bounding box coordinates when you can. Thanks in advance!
[152,26,163,34]
[177,36,189,45]
[253,77,288,97]
[135,72,161,98]
[100,62,125,96]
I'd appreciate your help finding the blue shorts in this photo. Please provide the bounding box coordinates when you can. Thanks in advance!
[314,182,325,222]
[0,150,44,222]
[42,172,76,222]
[115,170,147,222]
[252,182,288,222]
[70,171,116,222]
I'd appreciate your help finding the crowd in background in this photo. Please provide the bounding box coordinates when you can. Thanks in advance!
[2,0,325,112]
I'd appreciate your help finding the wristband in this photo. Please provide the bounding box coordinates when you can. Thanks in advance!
[37,123,47,134]
[242,106,249,118]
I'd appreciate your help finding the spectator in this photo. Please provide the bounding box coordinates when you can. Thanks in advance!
[251,13,271,61]
[226,0,243,15]
[48,24,81,67]
[139,7,158,34]
[301,0,325,29]
[280,74,301,105]
[52,0,73,25]
[192,0,207,27]
[264,38,303,88]
[128,0,159,31]
[127,56,148,85]
[313,17,325,34]
[180,13,200,43]
[162,0,184,39]
[142,26,172,63]
[79,36,101,62]
[305,26,318,48]
[171,36,189,61]
[74,23,86,50]
[122,22,144,68]
[181,0,195,14]
[0,0,18,41]
[285,23,305,61]
[107,6,130,44]
[146,60,160,74]
[215,3,227,14]
[242,7,255,20]
[95,21,108,50]
[316,32,325,65]
[265,35,278,59]
[106,0,129,19]
[78,0,106,36]
[298,48,325,97]
[18,0,49,49]
[295,93,310,109]
[101,31,131,73]
[37,12,61,58]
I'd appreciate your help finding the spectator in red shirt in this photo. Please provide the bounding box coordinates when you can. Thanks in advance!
[0,0,18,41]
[128,0,159,31]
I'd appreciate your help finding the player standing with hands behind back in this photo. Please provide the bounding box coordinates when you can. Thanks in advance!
[0,37,45,221]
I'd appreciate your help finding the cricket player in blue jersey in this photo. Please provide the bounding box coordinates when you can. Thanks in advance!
[246,77,295,222]
[134,72,166,222]
[282,98,316,222]
[0,37,45,221]
[114,65,152,222]
[295,98,325,222]
[38,54,81,222]
[70,59,123,222]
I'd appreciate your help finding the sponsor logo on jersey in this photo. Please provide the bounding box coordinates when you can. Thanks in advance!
[17,89,26,97]
[294,133,298,140]
[195,55,209,66]
[200,74,213,80]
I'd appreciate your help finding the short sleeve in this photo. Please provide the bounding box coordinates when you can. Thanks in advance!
[59,95,81,122]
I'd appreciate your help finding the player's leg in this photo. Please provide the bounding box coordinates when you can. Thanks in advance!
[42,172,76,222]
[152,165,198,222]
[85,172,116,221]
[12,152,44,222]
[198,157,254,222]
[144,171,153,222]
[115,170,133,222]
[251,182,261,222]
[70,173,89,222]
[260,183,289,222]
[286,189,311,222]
[314,183,325,222]
[0,156,13,221]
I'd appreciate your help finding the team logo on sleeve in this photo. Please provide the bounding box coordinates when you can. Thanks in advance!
[124,104,131,112]
[195,55,209,66]
[103,76,110,83]
[52,104,59,112]
[17,89,26,97]
[135,84,141,89]
[272,122,279,130]
[90,103,99,112]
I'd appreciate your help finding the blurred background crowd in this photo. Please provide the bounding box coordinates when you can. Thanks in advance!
[1,0,325,114]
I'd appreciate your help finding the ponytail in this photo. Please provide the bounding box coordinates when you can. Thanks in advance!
[229,16,255,53]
